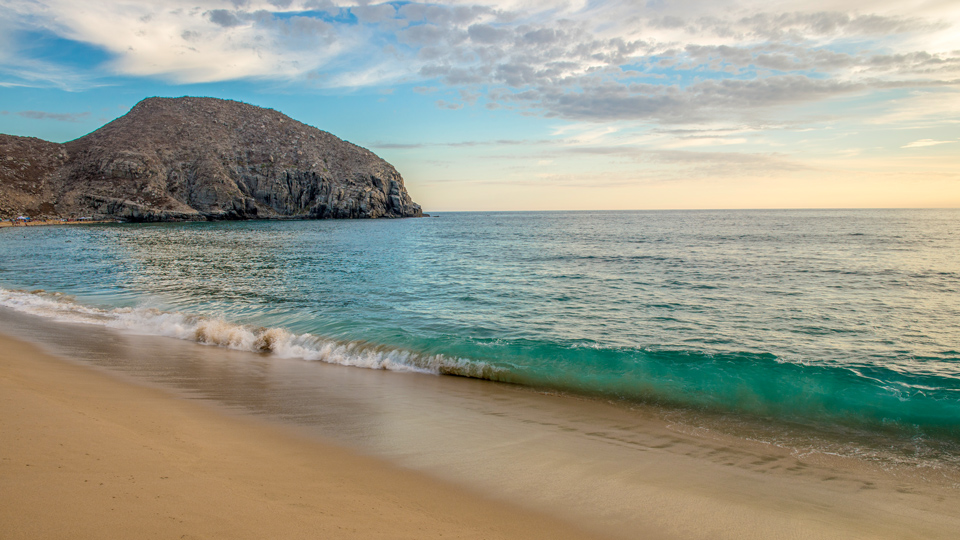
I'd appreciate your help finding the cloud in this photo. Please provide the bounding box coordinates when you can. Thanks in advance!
[500,75,869,123]
[397,4,493,26]
[729,11,938,40]
[901,139,957,148]
[380,4,956,123]
[863,88,960,126]
[467,23,509,44]
[372,138,549,149]
[628,149,814,179]
[206,9,244,28]
[436,100,464,110]
[374,142,424,149]
[660,137,748,148]
[353,3,397,24]
[1,0,958,122]
[16,110,91,122]
[1,1,346,85]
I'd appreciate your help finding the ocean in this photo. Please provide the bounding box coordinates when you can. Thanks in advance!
[2,209,959,468]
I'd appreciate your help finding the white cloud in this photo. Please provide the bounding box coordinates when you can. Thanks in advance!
[661,137,749,149]
[901,139,957,148]
[868,89,960,126]
[2,0,355,84]
[2,0,959,122]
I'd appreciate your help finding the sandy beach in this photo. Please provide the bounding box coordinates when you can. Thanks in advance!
[2,311,960,540]
[0,333,608,540]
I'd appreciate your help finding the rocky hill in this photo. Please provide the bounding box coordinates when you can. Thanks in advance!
[0,97,422,221]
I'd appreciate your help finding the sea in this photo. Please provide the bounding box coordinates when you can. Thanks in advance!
[2,209,959,475]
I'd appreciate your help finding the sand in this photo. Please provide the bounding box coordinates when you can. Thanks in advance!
[3,322,960,540]
[0,333,610,540]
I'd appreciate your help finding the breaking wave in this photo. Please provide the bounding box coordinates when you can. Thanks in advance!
[4,287,960,443]
[0,288,502,379]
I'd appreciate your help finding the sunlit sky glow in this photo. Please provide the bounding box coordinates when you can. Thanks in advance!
[1,0,958,211]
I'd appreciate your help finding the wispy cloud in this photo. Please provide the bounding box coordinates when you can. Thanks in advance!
[435,99,464,110]
[14,110,90,122]
[372,138,550,149]
[901,139,957,148]
[3,109,90,121]
[660,137,749,149]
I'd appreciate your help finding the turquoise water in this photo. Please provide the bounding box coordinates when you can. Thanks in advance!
[1,210,959,443]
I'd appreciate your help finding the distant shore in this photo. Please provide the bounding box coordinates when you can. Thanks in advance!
[0,216,431,227]
[0,219,115,228]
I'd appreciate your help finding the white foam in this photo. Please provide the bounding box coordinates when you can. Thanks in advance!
[0,288,500,378]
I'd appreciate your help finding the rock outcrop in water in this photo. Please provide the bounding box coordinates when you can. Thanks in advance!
[0,97,422,221]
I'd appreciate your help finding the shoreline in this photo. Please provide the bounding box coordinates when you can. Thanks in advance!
[2,314,960,540]
[0,215,432,228]
[0,219,115,228]
[0,331,610,540]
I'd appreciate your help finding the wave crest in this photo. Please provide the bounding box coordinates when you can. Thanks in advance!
[0,288,500,378]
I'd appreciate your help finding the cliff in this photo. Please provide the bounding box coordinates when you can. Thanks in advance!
[0,97,422,221]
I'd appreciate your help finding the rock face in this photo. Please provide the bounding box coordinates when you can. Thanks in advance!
[0,97,422,221]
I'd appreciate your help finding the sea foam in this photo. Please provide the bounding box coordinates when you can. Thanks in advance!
[0,288,498,378]
[4,284,960,443]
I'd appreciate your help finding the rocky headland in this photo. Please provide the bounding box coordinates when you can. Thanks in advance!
[0,97,422,221]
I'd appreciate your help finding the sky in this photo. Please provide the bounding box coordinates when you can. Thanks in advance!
[1,0,958,211]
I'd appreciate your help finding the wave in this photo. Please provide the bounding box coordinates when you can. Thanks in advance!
[0,288,501,378]
[2,287,959,442]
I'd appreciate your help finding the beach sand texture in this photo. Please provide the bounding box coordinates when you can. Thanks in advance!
[0,334,607,540]
[2,326,960,540]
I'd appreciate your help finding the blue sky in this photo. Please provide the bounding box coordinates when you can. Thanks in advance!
[1,0,958,211]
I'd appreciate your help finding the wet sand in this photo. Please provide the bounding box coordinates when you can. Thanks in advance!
[2,310,959,540]
[0,333,608,540]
